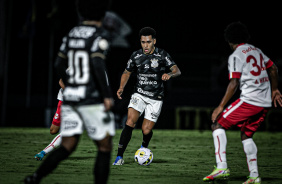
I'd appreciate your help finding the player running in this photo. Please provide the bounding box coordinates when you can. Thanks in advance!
[112,27,181,165]
[24,0,114,183]
[203,22,282,184]
[34,79,64,161]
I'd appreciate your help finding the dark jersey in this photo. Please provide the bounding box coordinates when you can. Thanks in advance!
[126,47,176,100]
[56,24,112,105]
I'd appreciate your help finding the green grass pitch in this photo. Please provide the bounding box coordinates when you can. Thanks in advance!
[0,128,282,184]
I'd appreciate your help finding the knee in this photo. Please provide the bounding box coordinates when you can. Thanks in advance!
[99,144,112,152]
[98,137,113,152]
[61,136,79,153]
[142,127,152,135]
[126,119,136,128]
[241,132,251,141]
[211,121,222,132]
[50,128,57,135]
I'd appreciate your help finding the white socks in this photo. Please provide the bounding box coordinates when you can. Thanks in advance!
[43,133,62,154]
[242,138,259,177]
[212,129,259,177]
[212,129,227,169]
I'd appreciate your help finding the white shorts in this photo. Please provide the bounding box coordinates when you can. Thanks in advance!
[128,93,163,122]
[60,104,115,141]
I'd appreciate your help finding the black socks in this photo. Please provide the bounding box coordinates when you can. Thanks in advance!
[142,130,153,148]
[94,151,111,184]
[117,125,134,157]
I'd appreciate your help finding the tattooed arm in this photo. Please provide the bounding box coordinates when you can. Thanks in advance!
[117,70,132,99]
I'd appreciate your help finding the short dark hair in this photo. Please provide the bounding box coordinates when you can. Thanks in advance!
[224,22,250,44]
[76,0,109,21]
[139,27,156,39]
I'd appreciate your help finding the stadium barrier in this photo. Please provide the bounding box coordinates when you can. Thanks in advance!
[175,106,282,131]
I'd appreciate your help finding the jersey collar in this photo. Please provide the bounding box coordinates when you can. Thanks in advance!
[236,43,245,48]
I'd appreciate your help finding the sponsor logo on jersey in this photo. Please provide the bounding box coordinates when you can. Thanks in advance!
[165,56,172,65]
[139,80,157,85]
[134,54,143,59]
[64,86,86,101]
[153,53,161,57]
[151,58,159,68]
[69,26,96,38]
[137,88,154,97]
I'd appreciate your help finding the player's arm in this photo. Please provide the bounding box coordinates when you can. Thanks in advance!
[117,70,132,99]
[54,52,68,84]
[162,65,181,81]
[267,63,282,107]
[211,78,239,123]
[91,54,113,111]
[59,79,65,89]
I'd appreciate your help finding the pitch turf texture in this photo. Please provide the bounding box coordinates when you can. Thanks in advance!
[1,128,282,184]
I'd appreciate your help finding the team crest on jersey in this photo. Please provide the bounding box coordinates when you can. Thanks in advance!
[150,58,159,68]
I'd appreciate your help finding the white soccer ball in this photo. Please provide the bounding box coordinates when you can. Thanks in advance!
[134,147,153,166]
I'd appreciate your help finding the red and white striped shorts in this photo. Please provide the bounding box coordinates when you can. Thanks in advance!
[217,99,268,137]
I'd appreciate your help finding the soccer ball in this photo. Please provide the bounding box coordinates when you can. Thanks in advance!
[134,147,153,166]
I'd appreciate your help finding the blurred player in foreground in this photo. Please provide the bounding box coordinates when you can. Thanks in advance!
[112,27,181,165]
[25,0,114,183]
[203,22,282,184]
[34,79,64,161]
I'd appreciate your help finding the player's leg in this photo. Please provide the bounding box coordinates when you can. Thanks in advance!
[203,122,230,181]
[241,109,267,184]
[113,93,146,165]
[113,107,140,165]
[141,119,155,148]
[211,122,228,169]
[34,131,62,161]
[25,136,79,184]
[94,135,112,184]
[25,104,83,183]
[141,97,162,148]
[34,101,62,161]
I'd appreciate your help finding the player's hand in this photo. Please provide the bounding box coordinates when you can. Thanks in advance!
[272,89,282,107]
[104,98,114,112]
[162,73,171,81]
[117,88,124,99]
[211,106,224,123]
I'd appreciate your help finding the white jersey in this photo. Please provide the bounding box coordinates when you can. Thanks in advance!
[228,43,273,107]
[57,88,63,101]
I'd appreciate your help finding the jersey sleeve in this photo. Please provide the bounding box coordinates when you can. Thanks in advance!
[90,36,110,59]
[125,52,136,72]
[228,55,243,80]
[163,51,176,68]
[58,36,68,57]
[259,49,273,69]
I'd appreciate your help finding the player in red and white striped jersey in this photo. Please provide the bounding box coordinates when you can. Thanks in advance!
[34,79,64,161]
[203,22,282,184]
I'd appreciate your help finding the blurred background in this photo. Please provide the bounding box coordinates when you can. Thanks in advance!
[0,0,281,130]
